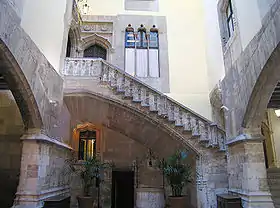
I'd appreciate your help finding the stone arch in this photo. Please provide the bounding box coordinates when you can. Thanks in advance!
[67,27,81,57]
[80,33,112,60]
[0,39,43,130]
[63,90,202,156]
[242,42,280,129]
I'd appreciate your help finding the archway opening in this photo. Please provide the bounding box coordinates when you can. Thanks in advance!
[64,93,198,208]
[0,39,43,208]
[0,76,24,207]
[83,44,107,60]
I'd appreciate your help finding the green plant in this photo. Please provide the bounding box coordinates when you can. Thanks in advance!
[66,155,112,196]
[158,150,192,197]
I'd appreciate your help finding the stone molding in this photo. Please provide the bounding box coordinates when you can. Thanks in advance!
[21,130,73,150]
[229,189,274,208]
[226,133,264,146]
[14,185,70,203]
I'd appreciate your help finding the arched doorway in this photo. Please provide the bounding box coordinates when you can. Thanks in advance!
[83,44,107,60]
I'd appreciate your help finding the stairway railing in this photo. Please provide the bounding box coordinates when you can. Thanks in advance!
[63,58,226,150]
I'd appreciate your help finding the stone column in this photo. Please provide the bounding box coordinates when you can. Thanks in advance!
[12,129,72,208]
[227,128,274,208]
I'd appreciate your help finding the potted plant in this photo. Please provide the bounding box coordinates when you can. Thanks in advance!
[158,150,193,208]
[65,155,112,208]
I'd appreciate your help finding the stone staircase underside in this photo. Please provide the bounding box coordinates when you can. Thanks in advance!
[62,58,226,153]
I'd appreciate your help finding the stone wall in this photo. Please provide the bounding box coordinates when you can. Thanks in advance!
[69,125,198,208]
[218,0,280,136]
[0,0,64,138]
[0,91,24,207]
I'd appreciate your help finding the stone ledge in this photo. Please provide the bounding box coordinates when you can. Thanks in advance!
[229,189,273,206]
[226,134,264,146]
[15,186,70,202]
[20,132,73,150]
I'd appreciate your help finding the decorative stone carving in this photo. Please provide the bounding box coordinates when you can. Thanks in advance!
[63,58,102,77]
[81,23,113,33]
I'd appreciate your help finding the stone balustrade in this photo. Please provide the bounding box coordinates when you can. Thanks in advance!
[63,58,226,151]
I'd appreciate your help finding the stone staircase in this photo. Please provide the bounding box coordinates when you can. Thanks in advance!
[268,168,280,207]
[62,58,226,152]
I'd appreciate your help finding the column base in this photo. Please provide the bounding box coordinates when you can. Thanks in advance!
[229,189,274,208]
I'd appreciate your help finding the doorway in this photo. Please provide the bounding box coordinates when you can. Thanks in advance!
[111,170,134,208]
[83,44,107,60]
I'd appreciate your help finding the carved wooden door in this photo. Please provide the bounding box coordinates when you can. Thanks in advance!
[83,44,107,60]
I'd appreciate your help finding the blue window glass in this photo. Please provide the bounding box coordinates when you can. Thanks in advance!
[149,31,159,49]
[137,24,147,49]
[125,31,135,48]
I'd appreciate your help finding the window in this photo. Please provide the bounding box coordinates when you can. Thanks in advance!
[226,0,234,38]
[136,24,148,49]
[124,24,160,78]
[66,35,71,57]
[149,25,159,49]
[125,24,135,48]
[84,44,107,60]
[78,130,96,160]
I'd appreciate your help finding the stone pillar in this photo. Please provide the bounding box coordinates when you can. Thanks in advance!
[12,129,72,208]
[227,128,274,208]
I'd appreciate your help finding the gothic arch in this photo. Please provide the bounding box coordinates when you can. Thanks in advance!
[80,34,112,60]
[67,27,81,57]
[0,39,43,129]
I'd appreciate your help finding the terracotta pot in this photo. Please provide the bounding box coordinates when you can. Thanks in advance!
[77,196,95,208]
[168,196,188,208]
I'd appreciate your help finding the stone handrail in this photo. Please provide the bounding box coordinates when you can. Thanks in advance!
[63,58,226,151]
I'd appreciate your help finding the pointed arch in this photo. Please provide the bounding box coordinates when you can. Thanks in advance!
[81,33,112,51]
[80,34,112,60]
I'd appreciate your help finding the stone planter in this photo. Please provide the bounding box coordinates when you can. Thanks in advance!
[77,196,95,208]
[168,196,187,208]
[136,187,165,208]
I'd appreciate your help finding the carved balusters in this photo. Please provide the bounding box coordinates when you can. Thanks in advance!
[167,101,175,121]
[108,69,117,87]
[174,106,183,126]
[157,96,167,116]
[132,84,141,102]
[148,93,157,111]
[210,125,218,146]
[116,73,125,92]
[140,87,149,106]
[198,121,209,142]
[124,77,133,97]
[101,64,109,82]
[184,113,192,131]
[192,117,200,136]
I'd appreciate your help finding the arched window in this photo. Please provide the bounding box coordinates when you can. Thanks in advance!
[84,44,107,60]
[66,35,71,57]
[149,25,159,49]
[136,24,147,49]
[125,24,135,48]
